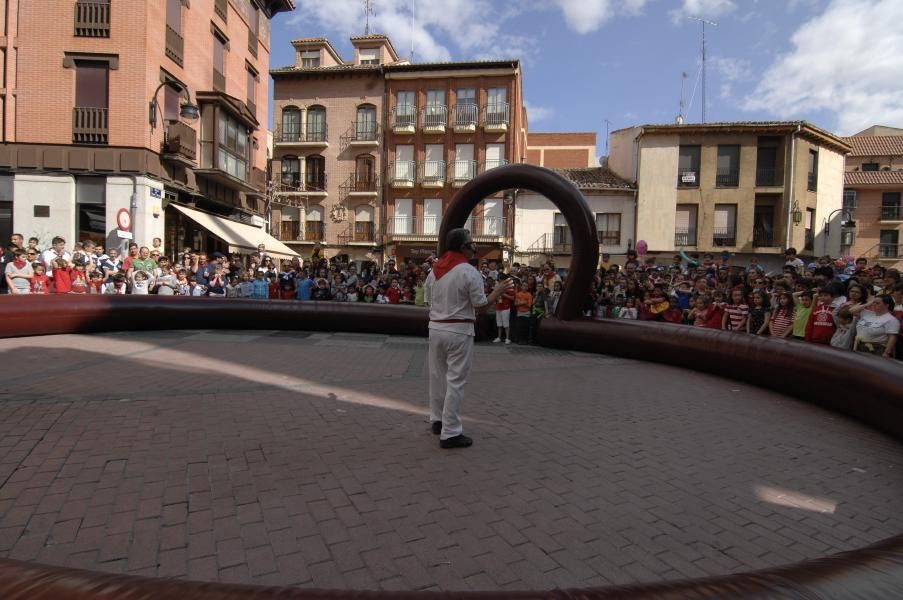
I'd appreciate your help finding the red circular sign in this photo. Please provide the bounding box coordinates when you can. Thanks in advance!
[116,208,131,231]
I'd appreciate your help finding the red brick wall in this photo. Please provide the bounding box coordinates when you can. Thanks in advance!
[543,149,593,169]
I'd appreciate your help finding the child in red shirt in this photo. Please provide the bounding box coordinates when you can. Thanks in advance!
[386,280,401,304]
[88,271,104,294]
[30,263,51,294]
[69,263,89,294]
[268,276,280,299]
[805,289,836,345]
[52,258,73,294]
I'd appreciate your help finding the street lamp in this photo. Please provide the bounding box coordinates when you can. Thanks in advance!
[149,80,199,130]
[824,208,856,255]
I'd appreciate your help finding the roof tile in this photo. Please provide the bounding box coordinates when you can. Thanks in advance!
[844,170,903,185]
[842,135,903,157]
[555,167,635,191]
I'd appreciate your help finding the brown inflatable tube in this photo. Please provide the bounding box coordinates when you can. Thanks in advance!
[0,297,901,597]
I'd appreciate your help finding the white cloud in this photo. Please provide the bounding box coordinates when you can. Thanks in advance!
[712,56,752,100]
[671,0,737,22]
[743,0,903,134]
[552,0,650,34]
[524,102,554,123]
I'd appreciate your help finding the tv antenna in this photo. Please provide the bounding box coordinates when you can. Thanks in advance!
[410,0,416,62]
[676,71,687,124]
[603,119,612,156]
[687,16,717,123]
[363,0,374,35]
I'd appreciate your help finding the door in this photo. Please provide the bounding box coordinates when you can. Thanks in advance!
[307,107,326,141]
[455,144,474,180]
[394,198,412,234]
[455,88,476,126]
[486,87,507,124]
[355,155,375,191]
[281,108,301,140]
[395,145,414,182]
[424,144,444,182]
[356,105,376,140]
[354,205,374,241]
[485,143,505,170]
[305,155,325,190]
[396,91,415,126]
[424,198,442,235]
[675,204,697,245]
[753,204,775,246]
[306,206,323,241]
[425,89,445,127]
[483,199,502,236]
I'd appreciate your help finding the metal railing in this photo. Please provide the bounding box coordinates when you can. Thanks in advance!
[353,222,375,242]
[352,121,378,142]
[526,232,572,254]
[305,221,325,242]
[677,170,699,187]
[715,169,739,187]
[163,121,197,160]
[72,107,108,144]
[421,105,447,129]
[419,161,446,184]
[756,166,781,186]
[464,216,506,239]
[274,125,328,144]
[712,228,736,247]
[674,229,696,246]
[483,103,509,127]
[389,161,416,185]
[387,216,506,238]
[165,25,184,67]
[453,104,478,128]
[75,0,110,37]
[879,243,901,259]
[881,205,903,220]
[392,105,416,129]
[305,172,327,192]
[276,221,301,242]
[753,227,775,247]
[451,160,476,182]
[480,159,508,173]
[343,174,379,193]
[599,230,621,246]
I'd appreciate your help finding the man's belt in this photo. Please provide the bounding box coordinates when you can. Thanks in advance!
[430,319,475,324]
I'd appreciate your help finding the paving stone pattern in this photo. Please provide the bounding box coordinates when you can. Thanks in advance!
[0,331,901,591]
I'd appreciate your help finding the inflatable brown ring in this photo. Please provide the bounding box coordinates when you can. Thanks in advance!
[0,163,902,597]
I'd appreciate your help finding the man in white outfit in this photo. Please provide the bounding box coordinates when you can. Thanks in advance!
[424,228,513,449]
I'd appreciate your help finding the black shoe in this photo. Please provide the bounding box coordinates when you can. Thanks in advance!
[440,434,473,449]
[431,421,442,435]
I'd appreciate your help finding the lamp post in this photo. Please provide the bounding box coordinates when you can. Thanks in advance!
[149,80,199,130]
[823,208,855,256]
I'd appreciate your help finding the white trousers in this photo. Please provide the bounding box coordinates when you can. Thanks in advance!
[428,329,474,440]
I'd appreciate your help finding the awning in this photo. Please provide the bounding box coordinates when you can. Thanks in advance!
[171,204,299,260]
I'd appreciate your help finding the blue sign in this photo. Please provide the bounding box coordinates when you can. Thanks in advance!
[150,188,163,199]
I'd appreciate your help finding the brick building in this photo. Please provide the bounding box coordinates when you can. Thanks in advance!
[0,0,296,260]
[525,132,596,169]
[842,125,903,269]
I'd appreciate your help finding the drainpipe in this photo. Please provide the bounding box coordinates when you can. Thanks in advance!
[380,67,389,268]
[127,174,138,255]
[631,128,644,254]
[785,124,801,250]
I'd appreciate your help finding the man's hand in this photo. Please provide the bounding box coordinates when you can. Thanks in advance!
[487,278,514,305]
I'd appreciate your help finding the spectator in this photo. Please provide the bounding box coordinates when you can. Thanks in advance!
[769,293,795,338]
[513,280,532,343]
[805,288,836,345]
[722,288,749,332]
[851,295,899,358]
[30,263,51,294]
[747,291,771,335]
[831,307,855,350]
[5,248,33,294]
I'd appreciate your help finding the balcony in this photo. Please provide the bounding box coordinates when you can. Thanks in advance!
[276,221,302,242]
[753,227,776,247]
[712,228,736,247]
[677,171,699,188]
[878,243,901,260]
[387,216,438,239]
[451,160,476,187]
[342,174,379,196]
[465,216,507,241]
[880,205,903,222]
[452,104,478,133]
[483,103,509,133]
[674,229,697,246]
[305,221,325,242]
[419,161,446,188]
[274,125,328,148]
[392,105,416,134]
[756,166,782,187]
[599,230,621,246]
[421,105,447,134]
[165,25,184,67]
[389,161,416,188]
[350,121,379,147]
[162,121,198,164]
[527,232,572,255]
[274,174,327,197]
[72,107,108,144]
[480,159,508,173]
[715,169,739,187]
[75,0,110,37]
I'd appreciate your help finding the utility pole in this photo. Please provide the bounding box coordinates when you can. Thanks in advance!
[603,119,612,156]
[363,0,374,35]
[411,0,416,62]
[687,16,716,123]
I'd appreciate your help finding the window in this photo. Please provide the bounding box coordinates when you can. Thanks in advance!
[165,0,183,66]
[163,78,181,122]
[75,0,111,38]
[424,89,445,127]
[307,106,326,142]
[804,208,815,251]
[424,198,442,235]
[395,91,415,127]
[807,149,818,191]
[215,109,249,180]
[713,204,737,246]
[354,206,374,241]
[675,204,697,245]
[356,105,377,141]
[355,155,375,191]
[281,107,301,142]
[484,143,505,170]
[486,87,508,125]
[753,204,776,247]
[423,144,444,182]
[596,213,621,245]
[359,48,379,65]
[393,199,412,234]
[882,192,901,220]
[305,206,324,241]
[73,60,109,144]
[301,50,320,68]
[213,31,227,92]
[281,156,300,188]
[248,5,259,57]
[394,145,414,182]
[454,144,474,180]
[879,230,899,258]
[305,155,325,191]
[455,88,476,126]
[843,189,858,210]
[246,65,258,113]
[678,146,700,187]
[76,176,106,246]
[716,145,740,186]
[862,162,879,172]
[756,143,780,186]
[553,213,571,248]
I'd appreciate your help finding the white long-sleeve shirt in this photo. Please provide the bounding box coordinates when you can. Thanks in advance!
[424,263,488,336]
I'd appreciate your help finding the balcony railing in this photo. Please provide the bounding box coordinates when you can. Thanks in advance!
[453,104,478,129]
[392,105,416,130]
[353,222,375,243]
[674,229,697,246]
[715,169,739,187]
[214,0,228,20]
[165,25,184,67]
[389,160,416,186]
[274,125,328,144]
[421,105,447,130]
[343,174,379,194]
[480,159,508,173]
[451,160,476,183]
[756,166,781,187]
[75,0,110,37]
[163,121,197,161]
[387,216,506,239]
[881,205,903,221]
[305,172,327,193]
[483,103,509,129]
[712,228,736,247]
[753,227,776,247]
[72,107,108,144]
[464,216,507,239]
[351,121,379,143]
[277,221,301,242]
[879,243,901,259]
[599,230,621,246]
[419,161,446,185]
[304,221,325,242]
[677,170,699,187]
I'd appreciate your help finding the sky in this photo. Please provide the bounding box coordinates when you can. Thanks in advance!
[269,0,903,157]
